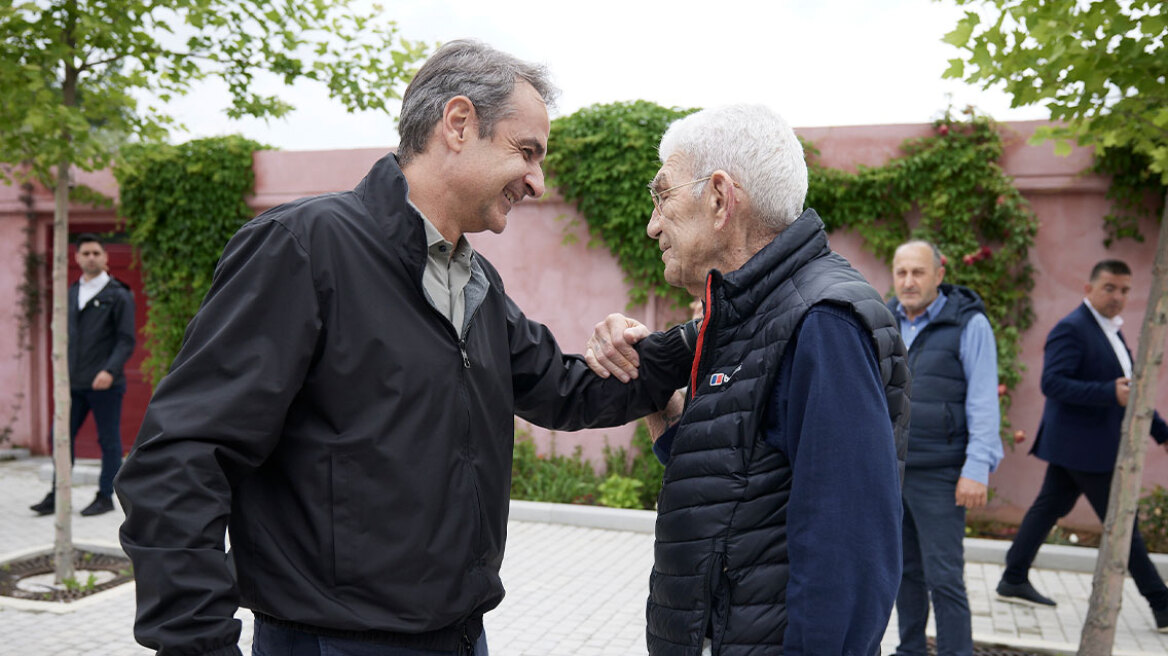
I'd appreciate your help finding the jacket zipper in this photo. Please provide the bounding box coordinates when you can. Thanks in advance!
[689,274,717,399]
[459,339,471,368]
[459,304,485,560]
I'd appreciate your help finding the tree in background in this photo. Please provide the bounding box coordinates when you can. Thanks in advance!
[941,1,1167,651]
[0,0,426,583]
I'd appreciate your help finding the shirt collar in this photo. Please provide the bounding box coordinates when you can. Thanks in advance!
[1083,298,1124,332]
[79,270,110,288]
[896,289,948,322]
[411,201,473,263]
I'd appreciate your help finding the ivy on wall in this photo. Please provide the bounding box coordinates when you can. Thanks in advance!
[115,136,266,387]
[547,103,1039,439]
[807,108,1039,423]
[545,100,697,308]
[1091,144,1166,247]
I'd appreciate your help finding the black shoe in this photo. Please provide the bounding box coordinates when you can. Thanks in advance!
[996,578,1057,607]
[29,492,54,516]
[1154,606,1168,633]
[80,494,114,517]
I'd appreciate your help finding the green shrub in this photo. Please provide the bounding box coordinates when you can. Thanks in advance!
[598,475,645,509]
[511,422,665,510]
[510,434,598,505]
[602,422,665,510]
[1139,485,1168,554]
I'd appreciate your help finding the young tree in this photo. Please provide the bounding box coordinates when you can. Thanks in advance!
[941,1,1167,652]
[0,0,426,583]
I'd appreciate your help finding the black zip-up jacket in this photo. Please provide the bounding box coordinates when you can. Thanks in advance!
[68,276,135,390]
[115,154,691,656]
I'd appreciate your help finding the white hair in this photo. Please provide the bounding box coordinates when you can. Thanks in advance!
[658,104,808,230]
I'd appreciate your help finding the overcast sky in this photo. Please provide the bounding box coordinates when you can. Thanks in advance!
[158,0,1048,151]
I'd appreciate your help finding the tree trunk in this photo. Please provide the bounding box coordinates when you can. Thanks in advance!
[51,160,74,583]
[1078,193,1168,654]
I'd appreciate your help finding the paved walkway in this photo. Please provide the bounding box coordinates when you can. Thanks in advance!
[2,456,1167,655]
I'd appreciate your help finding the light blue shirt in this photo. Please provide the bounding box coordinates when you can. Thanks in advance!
[896,291,1003,484]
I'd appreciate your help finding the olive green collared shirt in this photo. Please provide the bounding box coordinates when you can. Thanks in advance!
[415,206,473,337]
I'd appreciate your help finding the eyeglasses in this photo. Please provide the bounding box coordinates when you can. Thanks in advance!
[648,176,713,213]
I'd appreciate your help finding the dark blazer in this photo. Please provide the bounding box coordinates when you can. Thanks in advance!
[66,276,135,391]
[1031,302,1168,472]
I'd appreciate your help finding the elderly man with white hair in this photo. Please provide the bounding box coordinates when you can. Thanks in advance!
[587,104,909,655]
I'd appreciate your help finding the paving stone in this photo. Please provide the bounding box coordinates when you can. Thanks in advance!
[4,458,1168,655]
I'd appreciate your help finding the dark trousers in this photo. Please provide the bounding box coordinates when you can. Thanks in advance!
[895,465,972,656]
[1004,463,1168,610]
[68,384,126,498]
[252,619,489,656]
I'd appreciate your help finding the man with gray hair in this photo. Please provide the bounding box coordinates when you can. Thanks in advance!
[116,40,691,656]
[587,104,910,655]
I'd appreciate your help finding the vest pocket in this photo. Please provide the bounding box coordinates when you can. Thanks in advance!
[707,552,730,653]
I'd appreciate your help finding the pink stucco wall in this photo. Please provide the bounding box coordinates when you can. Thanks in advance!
[2,120,1165,531]
[800,121,1168,529]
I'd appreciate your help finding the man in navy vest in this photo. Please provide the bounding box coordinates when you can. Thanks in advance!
[887,241,1003,656]
[996,259,1168,633]
[585,104,910,656]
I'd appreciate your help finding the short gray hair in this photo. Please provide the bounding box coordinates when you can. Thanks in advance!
[897,240,944,269]
[658,105,807,231]
[397,40,559,165]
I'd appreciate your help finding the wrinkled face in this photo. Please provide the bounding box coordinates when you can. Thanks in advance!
[455,81,549,235]
[1085,270,1131,319]
[646,154,718,296]
[75,241,107,279]
[892,243,944,318]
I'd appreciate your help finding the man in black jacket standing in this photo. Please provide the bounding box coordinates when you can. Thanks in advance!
[30,233,135,518]
[115,40,690,656]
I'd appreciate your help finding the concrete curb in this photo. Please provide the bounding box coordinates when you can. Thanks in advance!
[37,461,101,486]
[0,540,132,615]
[510,500,1168,578]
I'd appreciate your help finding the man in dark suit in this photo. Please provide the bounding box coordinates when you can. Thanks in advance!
[996,259,1168,633]
[29,233,136,517]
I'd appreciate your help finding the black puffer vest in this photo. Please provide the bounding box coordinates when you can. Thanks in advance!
[889,284,986,468]
[646,210,910,656]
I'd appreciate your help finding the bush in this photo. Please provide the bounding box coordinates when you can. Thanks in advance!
[510,435,598,505]
[511,422,665,510]
[598,475,644,509]
[1139,485,1168,554]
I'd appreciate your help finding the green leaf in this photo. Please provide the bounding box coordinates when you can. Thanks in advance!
[943,58,965,79]
[942,12,981,48]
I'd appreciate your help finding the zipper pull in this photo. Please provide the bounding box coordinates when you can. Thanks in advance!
[459,339,470,368]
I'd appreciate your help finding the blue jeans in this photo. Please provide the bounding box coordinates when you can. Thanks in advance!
[895,465,972,656]
[1004,464,1168,610]
[251,618,488,656]
[69,384,126,498]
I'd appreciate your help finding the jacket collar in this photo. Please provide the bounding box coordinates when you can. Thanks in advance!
[354,153,428,279]
[712,208,831,323]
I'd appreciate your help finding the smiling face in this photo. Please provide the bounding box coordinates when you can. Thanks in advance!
[892,242,944,320]
[1085,270,1131,319]
[454,81,549,236]
[646,154,720,296]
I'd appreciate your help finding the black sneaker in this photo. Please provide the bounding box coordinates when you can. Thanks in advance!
[80,494,114,517]
[996,578,1057,607]
[1154,606,1168,634]
[29,492,54,516]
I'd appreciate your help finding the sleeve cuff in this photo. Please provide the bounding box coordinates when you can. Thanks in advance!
[653,424,678,465]
[960,459,991,485]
